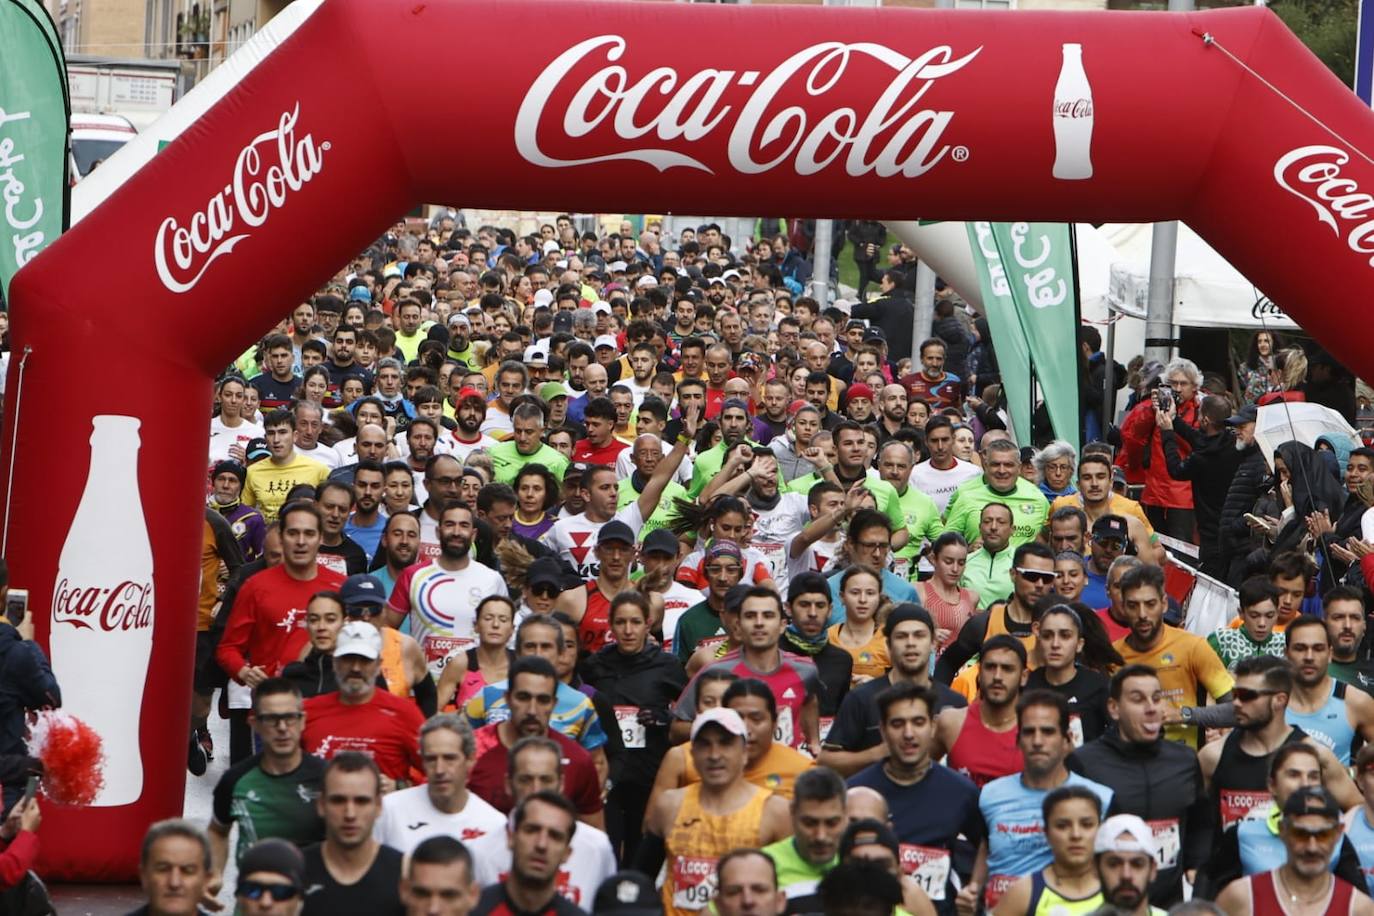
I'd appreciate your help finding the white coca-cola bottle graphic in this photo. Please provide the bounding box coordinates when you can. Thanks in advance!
[50,415,155,806]
[1052,43,1094,180]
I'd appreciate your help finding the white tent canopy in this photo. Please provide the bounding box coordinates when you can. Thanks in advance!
[885,220,1299,334]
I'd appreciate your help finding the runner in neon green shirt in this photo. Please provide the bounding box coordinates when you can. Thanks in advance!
[942,441,1048,547]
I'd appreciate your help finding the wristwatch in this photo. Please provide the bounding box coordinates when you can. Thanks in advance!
[1179,707,1195,724]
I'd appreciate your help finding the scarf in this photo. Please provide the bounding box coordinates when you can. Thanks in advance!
[210,495,241,513]
[783,625,829,657]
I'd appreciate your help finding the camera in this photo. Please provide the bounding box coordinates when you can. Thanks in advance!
[1153,385,1174,412]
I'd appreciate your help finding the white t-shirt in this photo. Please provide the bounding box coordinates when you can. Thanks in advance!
[448,433,497,462]
[660,580,705,655]
[615,438,693,486]
[542,502,645,579]
[374,785,506,854]
[788,536,844,582]
[333,437,358,465]
[208,416,264,465]
[910,459,981,514]
[394,431,455,459]
[389,559,510,678]
[297,442,343,470]
[468,820,617,911]
[480,409,514,439]
[748,492,811,593]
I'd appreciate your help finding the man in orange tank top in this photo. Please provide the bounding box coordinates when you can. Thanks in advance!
[637,708,791,916]
[341,573,434,715]
[931,636,1026,789]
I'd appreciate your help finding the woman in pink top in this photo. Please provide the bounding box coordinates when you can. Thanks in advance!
[920,531,979,656]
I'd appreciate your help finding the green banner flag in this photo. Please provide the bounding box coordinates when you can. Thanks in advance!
[0,0,69,302]
[966,221,1034,445]
[964,222,1082,450]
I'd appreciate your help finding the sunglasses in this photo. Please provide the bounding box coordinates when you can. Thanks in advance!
[1015,568,1057,584]
[239,881,301,902]
[1284,823,1341,843]
[1232,687,1282,703]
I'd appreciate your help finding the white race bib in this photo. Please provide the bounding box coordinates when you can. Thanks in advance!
[1148,818,1181,869]
[671,855,717,910]
[773,706,795,748]
[899,844,951,901]
[422,634,474,680]
[615,706,646,749]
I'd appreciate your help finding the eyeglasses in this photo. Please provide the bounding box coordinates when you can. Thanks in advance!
[1232,687,1282,703]
[254,712,304,728]
[1283,823,1341,844]
[1015,568,1057,584]
[855,540,890,552]
[344,606,381,618]
[239,881,302,902]
[428,476,464,487]
[1093,537,1125,551]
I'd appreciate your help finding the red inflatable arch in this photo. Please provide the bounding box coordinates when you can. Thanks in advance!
[5,0,1373,878]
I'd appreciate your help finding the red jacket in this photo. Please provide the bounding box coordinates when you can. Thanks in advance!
[1118,397,1198,510]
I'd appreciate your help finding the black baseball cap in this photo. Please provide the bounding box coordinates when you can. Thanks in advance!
[593,871,662,916]
[527,558,562,592]
[642,529,680,557]
[1283,785,1341,821]
[1092,514,1129,541]
[598,520,636,546]
[1226,404,1259,427]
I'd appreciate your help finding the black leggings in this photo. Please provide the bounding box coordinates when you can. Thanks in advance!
[605,781,652,867]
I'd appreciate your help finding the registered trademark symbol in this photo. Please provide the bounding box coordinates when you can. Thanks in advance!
[321,142,332,151]
[952,146,969,162]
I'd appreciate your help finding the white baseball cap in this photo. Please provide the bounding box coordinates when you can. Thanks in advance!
[690,707,748,741]
[591,300,613,316]
[1094,815,1158,857]
[334,621,382,660]
[542,239,560,254]
[594,334,619,350]
[609,260,628,273]
[533,289,554,307]
[524,346,550,367]
[635,276,658,289]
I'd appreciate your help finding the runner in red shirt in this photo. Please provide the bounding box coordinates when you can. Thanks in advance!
[554,520,637,653]
[571,398,627,466]
[302,621,425,787]
[670,588,822,755]
[217,500,344,684]
[465,656,604,826]
[932,636,1025,788]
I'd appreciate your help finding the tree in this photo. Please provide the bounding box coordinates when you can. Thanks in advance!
[1270,0,1358,88]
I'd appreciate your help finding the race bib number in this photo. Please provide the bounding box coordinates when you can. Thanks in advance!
[1218,790,1272,831]
[1148,818,1181,869]
[671,855,718,910]
[1068,714,1085,748]
[890,556,912,581]
[755,541,786,575]
[615,706,646,749]
[699,635,728,654]
[774,706,795,748]
[899,845,951,901]
[422,634,473,678]
[819,717,834,743]
[983,875,1017,909]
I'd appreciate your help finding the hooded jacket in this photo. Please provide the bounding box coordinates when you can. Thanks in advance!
[1160,423,1241,546]
[581,642,688,790]
[1068,730,1213,907]
[1219,444,1270,564]
[0,626,58,759]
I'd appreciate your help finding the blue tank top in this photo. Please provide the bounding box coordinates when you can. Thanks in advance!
[1239,807,1342,876]
[1345,807,1374,896]
[1285,680,1357,765]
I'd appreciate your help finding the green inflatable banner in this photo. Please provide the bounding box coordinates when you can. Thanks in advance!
[966,221,1081,450]
[0,0,69,302]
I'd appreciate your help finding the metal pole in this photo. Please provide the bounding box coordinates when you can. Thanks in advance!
[913,260,935,354]
[1144,0,1193,365]
[811,219,833,307]
[1102,309,1117,437]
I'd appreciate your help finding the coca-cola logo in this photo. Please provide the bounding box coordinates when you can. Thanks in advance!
[515,36,980,177]
[1054,99,1092,118]
[1251,296,1289,321]
[1274,145,1374,266]
[154,105,329,294]
[52,578,154,631]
